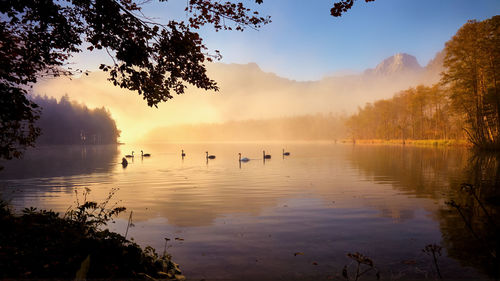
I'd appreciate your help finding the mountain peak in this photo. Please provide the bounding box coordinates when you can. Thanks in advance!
[366,53,423,76]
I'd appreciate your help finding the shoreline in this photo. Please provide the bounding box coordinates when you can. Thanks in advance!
[340,139,471,147]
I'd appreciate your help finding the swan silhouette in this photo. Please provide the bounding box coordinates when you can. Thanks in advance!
[181,150,186,157]
[125,151,134,158]
[239,153,250,162]
[141,150,151,157]
[206,151,216,159]
[283,149,290,156]
[121,157,128,166]
[263,150,271,159]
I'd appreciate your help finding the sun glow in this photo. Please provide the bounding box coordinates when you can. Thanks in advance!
[34,72,222,143]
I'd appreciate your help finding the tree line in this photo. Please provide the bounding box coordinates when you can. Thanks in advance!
[346,85,465,142]
[33,95,120,145]
[346,15,499,148]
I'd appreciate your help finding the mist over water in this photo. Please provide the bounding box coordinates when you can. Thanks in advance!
[0,143,495,280]
[142,114,347,143]
[34,55,441,144]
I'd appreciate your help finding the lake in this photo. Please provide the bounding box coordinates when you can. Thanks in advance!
[0,143,498,280]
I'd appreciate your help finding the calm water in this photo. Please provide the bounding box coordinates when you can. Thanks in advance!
[0,143,498,280]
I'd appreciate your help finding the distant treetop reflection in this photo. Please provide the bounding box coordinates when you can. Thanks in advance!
[348,145,500,278]
[0,145,119,180]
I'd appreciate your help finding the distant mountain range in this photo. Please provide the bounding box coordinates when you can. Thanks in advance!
[365,53,424,76]
[194,51,445,119]
[364,51,445,80]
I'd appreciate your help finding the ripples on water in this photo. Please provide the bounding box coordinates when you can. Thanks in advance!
[0,143,496,280]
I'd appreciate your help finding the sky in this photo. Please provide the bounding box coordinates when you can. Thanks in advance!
[71,0,500,81]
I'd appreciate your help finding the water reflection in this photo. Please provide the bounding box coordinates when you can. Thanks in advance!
[0,145,120,180]
[438,152,500,279]
[0,143,497,280]
[0,145,120,209]
[347,145,470,198]
[346,145,499,278]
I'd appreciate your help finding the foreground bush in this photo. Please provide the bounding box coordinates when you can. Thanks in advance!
[0,191,184,280]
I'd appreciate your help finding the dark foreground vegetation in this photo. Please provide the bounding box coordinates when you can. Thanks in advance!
[0,190,184,280]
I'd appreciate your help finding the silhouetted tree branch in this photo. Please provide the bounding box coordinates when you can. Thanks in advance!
[1,0,377,161]
[0,0,270,161]
[330,0,376,17]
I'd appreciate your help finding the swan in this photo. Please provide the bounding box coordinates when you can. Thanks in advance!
[121,157,128,166]
[206,151,216,159]
[263,150,271,159]
[181,150,186,157]
[239,153,250,162]
[141,150,151,157]
[125,151,134,158]
[283,149,290,156]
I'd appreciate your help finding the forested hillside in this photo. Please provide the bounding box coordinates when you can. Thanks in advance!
[346,85,465,141]
[33,95,120,145]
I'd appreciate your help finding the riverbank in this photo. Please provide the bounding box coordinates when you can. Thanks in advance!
[340,139,470,147]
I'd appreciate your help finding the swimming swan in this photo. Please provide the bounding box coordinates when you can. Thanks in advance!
[141,150,151,157]
[263,150,271,159]
[239,153,250,162]
[206,151,216,159]
[283,149,290,156]
[125,151,134,158]
[181,150,186,157]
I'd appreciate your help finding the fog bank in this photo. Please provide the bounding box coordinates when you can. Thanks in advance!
[34,53,442,143]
